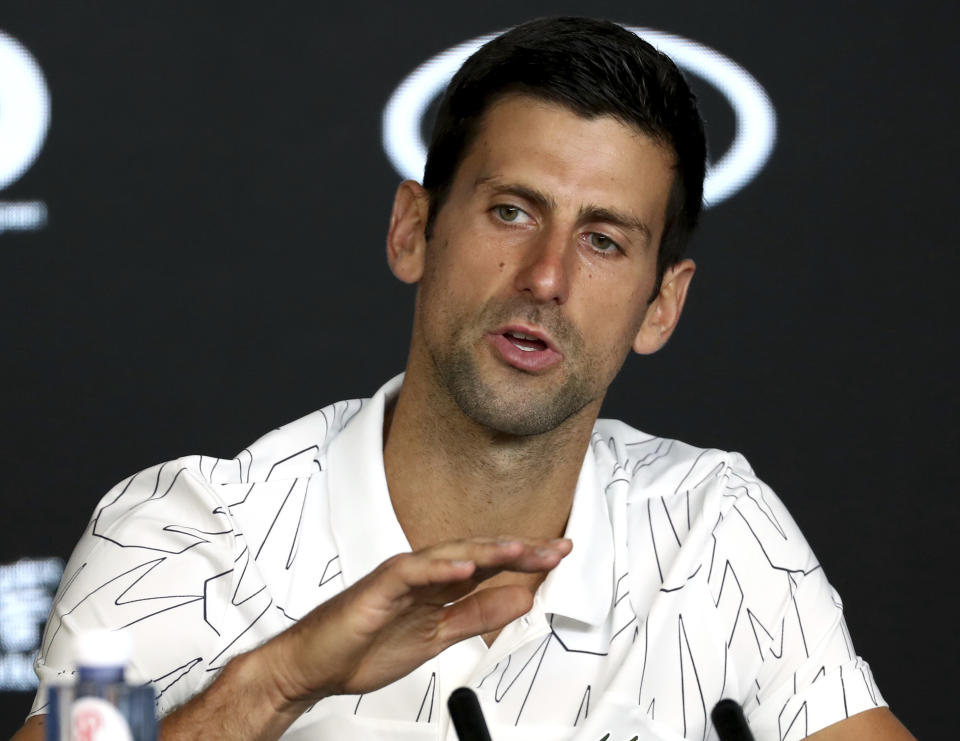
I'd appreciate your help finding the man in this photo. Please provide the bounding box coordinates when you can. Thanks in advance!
[15,17,913,741]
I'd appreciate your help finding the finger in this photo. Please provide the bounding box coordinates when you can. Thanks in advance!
[409,540,572,603]
[471,539,572,579]
[423,547,570,607]
[335,557,476,641]
[371,554,478,604]
[426,537,572,572]
[363,538,572,612]
[436,584,534,645]
[427,535,571,555]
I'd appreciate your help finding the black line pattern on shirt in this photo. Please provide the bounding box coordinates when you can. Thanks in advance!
[201,568,232,635]
[286,480,310,569]
[659,563,703,594]
[255,480,299,560]
[237,449,252,483]
[678,614,707,741]
[415,672,436,723]
[490,634,553,724]
[222,483,257,510]
[637,618,649,704]
[152,657,203,702]
[747,609,786,662]
[860,664,880,706]
[274,604,299,622]
[574,685,591,726]
[232,546,267,606]
[614,572,629,606]
[731,505,818,577]
[661,496,683,547]
[265,446,320,482]
[206,596,273,671]
[625,437,673,471]
[648,498,664,583]
[476,662,500,689]
[840,665,848,718]
[549,616,607,657]
[319,555,342,587]
[778,701,808,740]
[30,405,880,737]
[514,633,551,725]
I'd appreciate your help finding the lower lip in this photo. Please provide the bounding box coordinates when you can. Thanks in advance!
[487,333,563,373]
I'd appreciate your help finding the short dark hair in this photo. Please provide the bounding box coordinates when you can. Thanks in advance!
[422,17,707,294]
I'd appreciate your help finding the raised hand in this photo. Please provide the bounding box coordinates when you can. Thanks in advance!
[265,536,572,705]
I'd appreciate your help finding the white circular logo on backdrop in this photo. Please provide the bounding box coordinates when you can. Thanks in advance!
[0,31,51,191]
[382,27,776,208]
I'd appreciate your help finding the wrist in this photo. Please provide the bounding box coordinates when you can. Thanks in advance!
[254,623,335,711]
[158,645,316,741]
[231,640,317,720]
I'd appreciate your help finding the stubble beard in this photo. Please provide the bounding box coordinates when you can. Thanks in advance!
[427,296,605,437]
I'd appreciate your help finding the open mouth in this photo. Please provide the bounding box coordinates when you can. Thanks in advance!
[488,326,562,372]
[503,330,548,352]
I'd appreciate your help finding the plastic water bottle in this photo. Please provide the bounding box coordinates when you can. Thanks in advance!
[46,630,157,741]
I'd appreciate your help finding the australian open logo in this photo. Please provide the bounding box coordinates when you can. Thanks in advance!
[0,30,50,235]
[382,26,776,207]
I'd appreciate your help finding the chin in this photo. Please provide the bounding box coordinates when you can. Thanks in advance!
[450,376,594,437]
[430,338,602,437]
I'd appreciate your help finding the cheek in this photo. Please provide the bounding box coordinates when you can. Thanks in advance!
[417,241,483,329]
[428,234,510,298]
[576,286,652,362]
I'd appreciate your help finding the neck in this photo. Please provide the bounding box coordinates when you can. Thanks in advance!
[383,358,598,551]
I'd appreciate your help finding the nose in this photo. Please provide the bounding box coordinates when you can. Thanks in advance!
[513,227,572,304]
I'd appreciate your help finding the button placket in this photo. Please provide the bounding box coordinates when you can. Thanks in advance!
[468,603,552,700]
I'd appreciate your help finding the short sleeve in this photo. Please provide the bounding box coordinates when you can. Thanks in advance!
[745,565,886,740]
[29,459,250,718]
[710,453,887,739]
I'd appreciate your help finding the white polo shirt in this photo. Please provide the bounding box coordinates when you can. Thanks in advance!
[32,376,885,740]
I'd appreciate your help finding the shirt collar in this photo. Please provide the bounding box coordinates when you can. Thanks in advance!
[535,442,615,626]
[327,374,616,626]
[327,374,410,589]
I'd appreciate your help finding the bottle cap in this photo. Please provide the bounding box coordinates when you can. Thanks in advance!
[75,629,132,668]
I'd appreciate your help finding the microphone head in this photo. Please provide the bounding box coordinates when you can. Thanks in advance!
[711,698,756,741]
[448,687,493,741]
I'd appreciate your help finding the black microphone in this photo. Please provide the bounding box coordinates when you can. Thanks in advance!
[711,698,756,741]
[448,687,493,741]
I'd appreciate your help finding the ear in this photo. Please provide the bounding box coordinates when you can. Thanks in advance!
[386,180,430,284]
[632,259,696,354]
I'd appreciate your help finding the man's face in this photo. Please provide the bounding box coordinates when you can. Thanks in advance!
[410,95,678,436]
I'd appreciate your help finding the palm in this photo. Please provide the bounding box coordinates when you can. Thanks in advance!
[278,538,570,701]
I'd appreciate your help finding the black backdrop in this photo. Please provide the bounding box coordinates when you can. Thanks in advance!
[1,2,957,737]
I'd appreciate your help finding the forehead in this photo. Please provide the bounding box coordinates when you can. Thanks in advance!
[453,95,676,231]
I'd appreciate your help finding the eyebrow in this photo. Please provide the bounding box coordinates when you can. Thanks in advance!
[475,176,557,213]
[475,176,653,243]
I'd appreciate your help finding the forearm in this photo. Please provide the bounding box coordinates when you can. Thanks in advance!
[158,640,315,741]
[12,538,568,741]
[7,646,310,741]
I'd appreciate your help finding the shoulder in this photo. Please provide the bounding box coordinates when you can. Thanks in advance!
[591,416,767,518]
[207,396,366,486]
[90,396,366,535]
[591,419,884,735]
[33,396,367,716]
[592,416,819,600]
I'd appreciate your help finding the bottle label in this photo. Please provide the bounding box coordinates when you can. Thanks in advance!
[71,697,134,741]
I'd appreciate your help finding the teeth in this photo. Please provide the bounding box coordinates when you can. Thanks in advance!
[505,331,541,352]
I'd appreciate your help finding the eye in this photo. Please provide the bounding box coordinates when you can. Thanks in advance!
[586,232,621,254]
[493,205,528,223]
